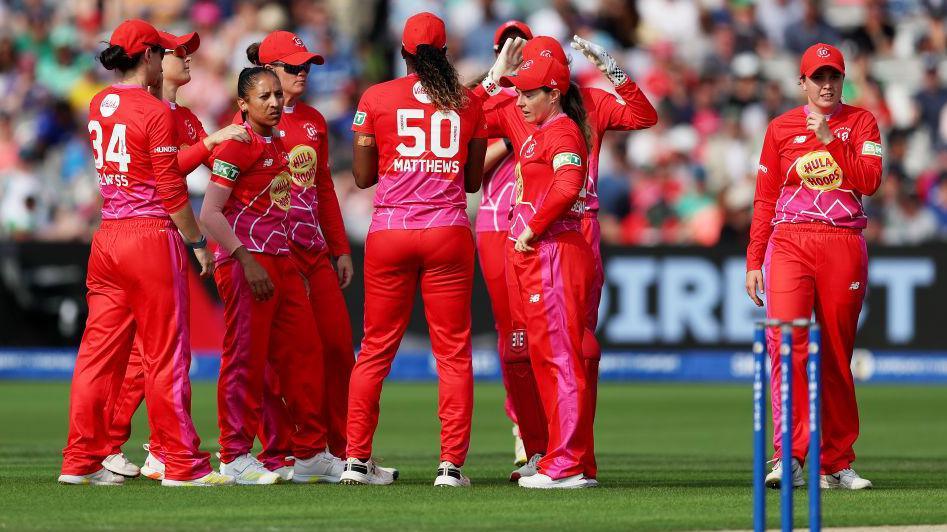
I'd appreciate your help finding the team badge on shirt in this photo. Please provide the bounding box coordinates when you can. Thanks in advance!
[269,171,293,211]
[412,81,432,104]
[796,150,842,191]
[303,123,318,140]
[552,152,582,171]
[521,137,537,159]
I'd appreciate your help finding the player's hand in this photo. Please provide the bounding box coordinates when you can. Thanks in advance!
[514,226,536,253]
[193,247,215,278]
[745,269,764,307]
[806,113,834,144]
[489,36,526,82]
[205,124,251,150]
[238,253,275,301]
[334,254,354,289]
[571,35,627,86]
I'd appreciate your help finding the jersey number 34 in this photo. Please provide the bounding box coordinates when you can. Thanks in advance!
[88,120,131,172]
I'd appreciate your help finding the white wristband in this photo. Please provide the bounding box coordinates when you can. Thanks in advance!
[481,75,502,97]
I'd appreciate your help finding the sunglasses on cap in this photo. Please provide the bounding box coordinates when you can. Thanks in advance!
[272,61,311,75]
[163,46,188,58]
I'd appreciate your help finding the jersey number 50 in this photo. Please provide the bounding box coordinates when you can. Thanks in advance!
[395,109,460,158]
[88,120,131,172]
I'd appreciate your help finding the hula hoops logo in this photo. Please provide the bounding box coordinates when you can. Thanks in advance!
[796,151,842,191]
[288,144,318,187]
[514,163,523,204]
[269,171,293,211]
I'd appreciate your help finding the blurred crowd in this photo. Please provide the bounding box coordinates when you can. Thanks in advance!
[1,0,946,247]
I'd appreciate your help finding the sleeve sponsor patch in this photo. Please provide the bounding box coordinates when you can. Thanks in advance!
[212,159,240,181]
[861,141,883,157]
[353,111,367,126]
[552,152,583,171]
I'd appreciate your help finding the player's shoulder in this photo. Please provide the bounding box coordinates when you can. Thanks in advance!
[296,102,328,127]
[544,117,586,153]
[838,103,878,126]
[770,106,806,128]
[362,76,412,100]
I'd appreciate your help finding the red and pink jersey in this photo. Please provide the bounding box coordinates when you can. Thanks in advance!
[478,80,657,214]
[87,85,188,220]
[209,125,292,258]
[169,102,212,174]
[747,104,883,270]
[352,73,487,233]
[279,103,350,256]
[476,88,517,234]
[511,113,589,241]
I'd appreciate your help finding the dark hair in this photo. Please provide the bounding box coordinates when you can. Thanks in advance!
[98,44,160,72]
[246,42,262,66]
[237,66,278,99]
[496,29,529,53]
[403,45,467,111]
[544,82,591,151]
[237,66,279,121]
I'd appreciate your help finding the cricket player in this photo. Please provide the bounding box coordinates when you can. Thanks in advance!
[60,19,232,487]
[746,43,880,490]
[341,12,486,487]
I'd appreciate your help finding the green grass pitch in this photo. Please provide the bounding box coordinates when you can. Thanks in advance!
[1,381,945,530]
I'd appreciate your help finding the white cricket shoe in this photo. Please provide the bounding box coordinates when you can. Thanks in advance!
[518,472,591,489]
[510,453,542,482]
[821,468,873,490]
[765,458,805,489]
[339,457,396,485]
[102,452,140,478]
[219,453,280,485]
[270,466,294,482]
[293,451,345,484]
[161,471,235,487]
[433,461,470,487]
[513,425,527,466]
[58,467,125,486]
[140,444,165,481]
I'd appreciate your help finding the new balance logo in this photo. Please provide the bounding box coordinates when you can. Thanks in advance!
[529,293,541,303]
[794,135,807,144]
[849,282,860,290]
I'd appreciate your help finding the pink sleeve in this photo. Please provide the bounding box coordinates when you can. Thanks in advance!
[199,182,244,255]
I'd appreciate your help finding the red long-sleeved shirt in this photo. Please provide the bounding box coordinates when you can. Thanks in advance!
[747,104,883,270]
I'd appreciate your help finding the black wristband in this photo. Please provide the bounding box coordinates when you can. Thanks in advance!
[184,235,208,249]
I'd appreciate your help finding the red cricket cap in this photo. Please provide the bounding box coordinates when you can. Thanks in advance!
[402,12,447,54]
[522,35,568,65]
[109,19,176,56]
[493,20,533,50]
[259,31,324,66]
[500,55,571,93]
[800,43,845,77]
[158,31,200,54]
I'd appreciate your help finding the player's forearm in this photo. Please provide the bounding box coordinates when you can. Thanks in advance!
[177,141,211,175]
[316,177,351,255]
[614,81,658,130]
[199,183,243,254]
[825,138,882,196]
[169,205,203,244]
[528,168,584,236]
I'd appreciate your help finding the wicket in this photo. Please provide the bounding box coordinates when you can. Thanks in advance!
[752,319,822,532]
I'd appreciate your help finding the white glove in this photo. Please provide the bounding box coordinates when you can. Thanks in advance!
[570,35,628,87]
[483,37,526,96]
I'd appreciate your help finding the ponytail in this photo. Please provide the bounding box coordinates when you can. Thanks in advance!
[246,42,262,66]
[99,44,146,72]
[403,45,467,112]
[555,82,592,151]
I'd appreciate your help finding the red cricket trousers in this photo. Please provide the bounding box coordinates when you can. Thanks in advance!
[763,222,867,474]
[107,342,156,457]
[62,219,211,481]
[347,226,474,465]
[256,247,355,469]
[215,253,327,463]
[476,230,547,457]
[507,230,596,479]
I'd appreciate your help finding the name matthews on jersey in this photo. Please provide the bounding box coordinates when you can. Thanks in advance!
[392,158,461,173]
